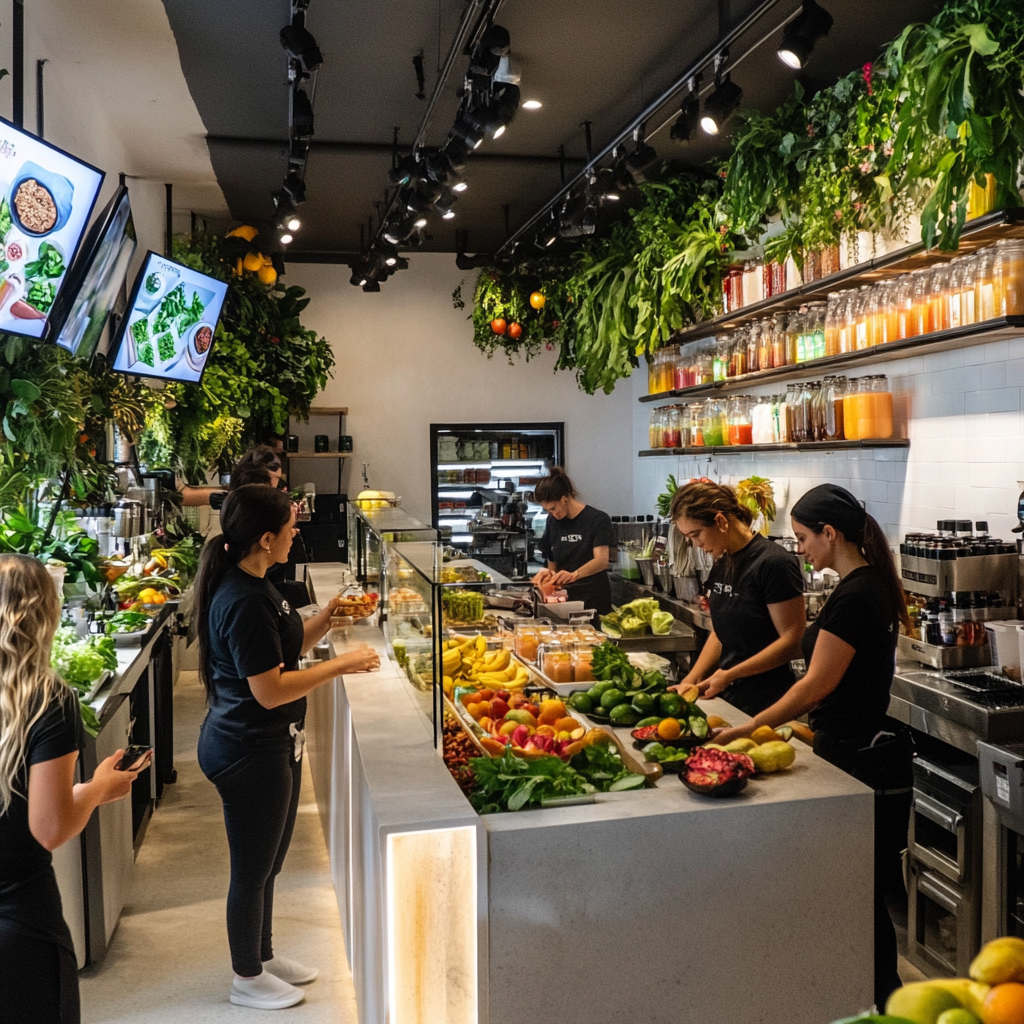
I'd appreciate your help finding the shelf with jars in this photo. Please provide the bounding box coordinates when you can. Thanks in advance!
[639,439,909,458]
[645,375,910,455]
[643,209,1024,403]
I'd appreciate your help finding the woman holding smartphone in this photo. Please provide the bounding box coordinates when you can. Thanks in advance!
[196,485,379,1010]
[669,481,805,715]
[712,483,912,1009]
[0,554,144,1024]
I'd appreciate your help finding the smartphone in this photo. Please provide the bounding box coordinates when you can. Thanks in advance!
[114,745,153,772]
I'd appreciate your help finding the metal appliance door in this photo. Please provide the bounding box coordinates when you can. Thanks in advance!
[910,791,969,882]
[909,863,979,978]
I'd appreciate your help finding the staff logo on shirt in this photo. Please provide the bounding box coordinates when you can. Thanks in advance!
[710,583,733,596]
[560,533,583,543]
[281,600,291,614]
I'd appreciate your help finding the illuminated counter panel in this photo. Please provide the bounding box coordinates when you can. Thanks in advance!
[305,565,874,1024]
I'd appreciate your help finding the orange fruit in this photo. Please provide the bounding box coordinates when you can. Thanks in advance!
[983,982,1024,1024]
[535,725,557,738]
[257,264,277,286]
[538,700,567,726]
[658,718,682,740]
[554,716,578,733]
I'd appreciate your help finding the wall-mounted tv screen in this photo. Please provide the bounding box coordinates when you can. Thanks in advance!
[50,185,137,360]
[108,251,227,383]
[0,116,104,341]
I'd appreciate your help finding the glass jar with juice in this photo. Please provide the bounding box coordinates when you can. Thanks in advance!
[843,378,862,441]
[911,269,934,336]
[994,238,1024,316]
[975,246,997,322]
[824,376,846,441]
[929,265,951,333]
[728,396,754,446]
[860,375,894,439]
[663,405,682,449]
[648,407,665,448]
[539,640,573,684]
[772,312,788,367]
[572,646,595,683]
[702,398,728,447]
[514,624,549,663]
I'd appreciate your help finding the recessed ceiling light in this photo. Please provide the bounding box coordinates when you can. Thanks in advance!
[280,232,294,245]
[452,181,468,192]
[522,99,542,110]
[442,210,456,220]
[286,215,301,231]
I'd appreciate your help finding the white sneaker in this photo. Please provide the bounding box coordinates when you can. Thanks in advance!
[263,954,319,985]
[230,971,305,1009]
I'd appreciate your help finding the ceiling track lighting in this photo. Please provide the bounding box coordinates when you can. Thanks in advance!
[701,53,742,135]
[777,0,833,69]
[282,171,307,204]
[670,74,703,144]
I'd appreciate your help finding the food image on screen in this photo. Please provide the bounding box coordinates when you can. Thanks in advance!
[14,179,57,234]
[111,252,228,383]
[194,325,212,354]
[0,118,104,341]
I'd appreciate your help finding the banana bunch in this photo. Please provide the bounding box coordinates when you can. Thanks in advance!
[441,634,530,694]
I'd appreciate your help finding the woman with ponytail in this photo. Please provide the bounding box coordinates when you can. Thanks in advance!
[0,554,142,1024]
[713,482,912,1009]
[196,485,379,1010]
[669,480,806,715]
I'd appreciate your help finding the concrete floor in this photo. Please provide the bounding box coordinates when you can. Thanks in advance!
[79,671,359,1023]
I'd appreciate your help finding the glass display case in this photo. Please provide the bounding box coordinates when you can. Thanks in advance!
[384,541,513,741]
[348,505,437,587]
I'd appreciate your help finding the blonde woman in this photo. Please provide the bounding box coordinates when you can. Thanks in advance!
[0,554,145,1024]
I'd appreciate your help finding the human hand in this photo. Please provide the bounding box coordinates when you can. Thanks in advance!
[531,568,554,586]
[339,645,380,674]
[550,570,578,586]
[91,751,143,805]
[701,668,734,700]
[668,675,699,696]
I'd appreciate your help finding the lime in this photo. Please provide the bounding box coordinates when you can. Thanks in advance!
[570,693,594,714]
[600,688,627,711]
[659,692,684,717]
[609,704,641,726]
[635,716,661,729]
[632,693,656,715]
[591,680,614,697]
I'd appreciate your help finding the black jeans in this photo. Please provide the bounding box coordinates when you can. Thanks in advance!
[203,746,303,977]
[0,926,79,1024]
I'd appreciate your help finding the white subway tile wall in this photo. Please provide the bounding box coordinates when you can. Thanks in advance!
[632,335,1024,542]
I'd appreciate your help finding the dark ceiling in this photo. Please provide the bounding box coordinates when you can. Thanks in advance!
[162,0,945,260]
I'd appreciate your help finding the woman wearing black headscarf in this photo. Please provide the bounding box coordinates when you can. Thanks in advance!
[713,483,912,1010]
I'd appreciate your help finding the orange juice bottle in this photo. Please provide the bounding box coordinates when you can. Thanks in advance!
[994,239,1024,316]
[911,269,933,335]
[843,379,861,441]
[929,265,951,332]
[863,376,894,439]
[894,275,914,339]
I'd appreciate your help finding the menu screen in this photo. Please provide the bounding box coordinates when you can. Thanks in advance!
[0,117,104,340]
[109,252,228,383]
[53,186,137,360]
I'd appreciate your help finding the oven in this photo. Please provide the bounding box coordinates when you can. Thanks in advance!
[977,741,1024,939]
[907,755,982,977]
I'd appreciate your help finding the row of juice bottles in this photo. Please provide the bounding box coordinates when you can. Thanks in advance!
[649,237,1024,395]
[648,374,894,448]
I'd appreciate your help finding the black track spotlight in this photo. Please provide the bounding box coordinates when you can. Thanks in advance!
[350,271,365,287]
[701,72,742,135]
[378,241,400,267]
[594,167,620,202]
[777,0,834,69]
[468,24,511,78]
[274,197,301,233]
[537,212,559,248]
[280,20,323,72]
[620,125,659,186]
[443,140,470,173]
[670,75,702,143]
[287,139,308,168]
[290,86,314,138]
[362,278,381,293]
[282,172,306,204]
[476,83,521,139]
[450,117,485,151]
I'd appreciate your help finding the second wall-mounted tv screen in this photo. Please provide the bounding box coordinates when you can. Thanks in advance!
[0,116,104,340]
[108,252,228,383]
[51,185,137,361]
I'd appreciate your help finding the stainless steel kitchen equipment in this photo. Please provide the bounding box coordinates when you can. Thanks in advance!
[890,668,1024,756]
[976,740,1024,939]
[907,755,983,977]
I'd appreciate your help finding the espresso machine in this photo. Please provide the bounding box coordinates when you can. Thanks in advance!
[897,521,1019,670]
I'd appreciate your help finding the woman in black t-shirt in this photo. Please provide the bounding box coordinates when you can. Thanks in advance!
[0,554,143,1024]
[712,483,912,1010]
[669,481,805,715]
[195,485,379,1011]
[532,467,613,615]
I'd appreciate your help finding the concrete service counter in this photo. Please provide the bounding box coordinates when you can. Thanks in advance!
[305,564,875,1024]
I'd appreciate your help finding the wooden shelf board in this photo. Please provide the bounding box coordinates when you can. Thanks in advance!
[287,452,353,459]
[638,439,910,457]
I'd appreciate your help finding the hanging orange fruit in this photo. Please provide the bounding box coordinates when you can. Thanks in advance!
[508,322,523,339]
[529,291,546,310]
[243,252,265,273]
[491,318,507,335]
[257,264,278,286]
[226,224,259,242]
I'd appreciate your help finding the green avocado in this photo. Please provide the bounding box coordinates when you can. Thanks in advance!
[659,692,684,717]
[609,704,641,726]
[600,688,628,711]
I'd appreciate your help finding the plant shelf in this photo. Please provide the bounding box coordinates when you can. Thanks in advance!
[638,439,910,457]
[640,316,1024,403]
[288,452,352,459]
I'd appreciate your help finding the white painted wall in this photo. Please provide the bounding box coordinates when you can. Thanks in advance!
[633,335,1024,543]
[285,255,635,520]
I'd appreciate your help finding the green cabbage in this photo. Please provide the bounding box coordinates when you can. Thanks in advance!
[650,611,674,635]
[618,597,660,624]
[619,616,647,637]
